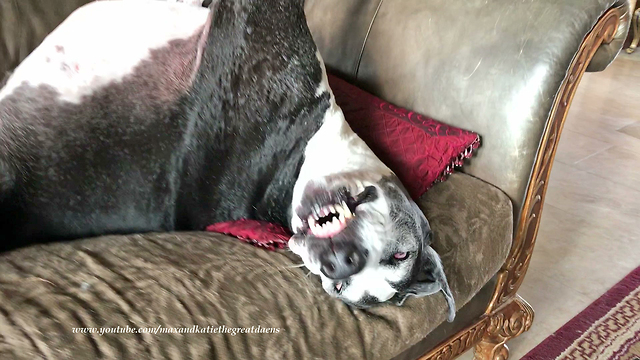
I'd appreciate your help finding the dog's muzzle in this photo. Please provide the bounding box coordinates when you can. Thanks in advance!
[293,184,380,277]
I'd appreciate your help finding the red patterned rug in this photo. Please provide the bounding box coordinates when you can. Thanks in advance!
[522,266,640,360]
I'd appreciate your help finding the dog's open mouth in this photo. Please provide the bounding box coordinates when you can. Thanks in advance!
[298,185,378,238]
[307,202,354,238]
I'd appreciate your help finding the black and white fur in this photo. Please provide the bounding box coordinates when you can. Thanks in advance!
[0,0,455,320]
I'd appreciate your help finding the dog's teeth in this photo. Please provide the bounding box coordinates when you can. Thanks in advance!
[328,205,336,214]
[338,205,347,218]
[338,203,352,218]
[308,215,316,225]
[330,220,338,231]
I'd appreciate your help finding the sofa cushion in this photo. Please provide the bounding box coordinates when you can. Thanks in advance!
[0,173,512,360]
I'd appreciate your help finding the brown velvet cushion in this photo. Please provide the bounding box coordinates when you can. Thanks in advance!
[0,173,512,360]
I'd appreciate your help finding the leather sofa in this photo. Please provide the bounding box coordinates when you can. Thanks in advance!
[0,0,632,359]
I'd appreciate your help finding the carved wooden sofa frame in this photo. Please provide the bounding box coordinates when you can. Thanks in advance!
[418,8,623,360]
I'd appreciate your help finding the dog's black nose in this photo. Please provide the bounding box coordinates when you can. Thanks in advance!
[319,243,367,279]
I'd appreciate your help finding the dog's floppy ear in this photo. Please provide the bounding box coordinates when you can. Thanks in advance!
[389,227,456,323]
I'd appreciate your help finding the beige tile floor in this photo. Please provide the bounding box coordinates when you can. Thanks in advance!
[460,51,640,360]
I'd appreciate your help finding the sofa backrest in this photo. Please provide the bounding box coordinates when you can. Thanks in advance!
[304,0,630,214]
[1,0,630,215]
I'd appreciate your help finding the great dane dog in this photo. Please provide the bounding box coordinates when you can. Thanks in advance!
[0,0,455,320]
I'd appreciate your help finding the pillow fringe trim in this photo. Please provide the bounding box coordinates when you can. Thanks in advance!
[434,135,481,185]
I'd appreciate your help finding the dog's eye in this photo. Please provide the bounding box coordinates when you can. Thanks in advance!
[380,252,411,266]
[393,252,409,261]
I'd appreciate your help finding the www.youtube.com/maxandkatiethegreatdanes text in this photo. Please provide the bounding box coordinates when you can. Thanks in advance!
[72,325,282,336]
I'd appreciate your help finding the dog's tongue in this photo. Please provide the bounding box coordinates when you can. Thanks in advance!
[310,220,348,238]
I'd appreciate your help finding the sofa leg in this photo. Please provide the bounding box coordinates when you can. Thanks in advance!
[473,336,510,360]
[472,296,534,360]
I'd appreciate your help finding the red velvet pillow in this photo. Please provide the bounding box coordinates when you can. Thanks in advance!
[206,74,480,250]
[328,74,479,199]
[206,219,290,251]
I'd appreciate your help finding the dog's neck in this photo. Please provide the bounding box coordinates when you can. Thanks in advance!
[298,102,391,181]
[290,58,392,231]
